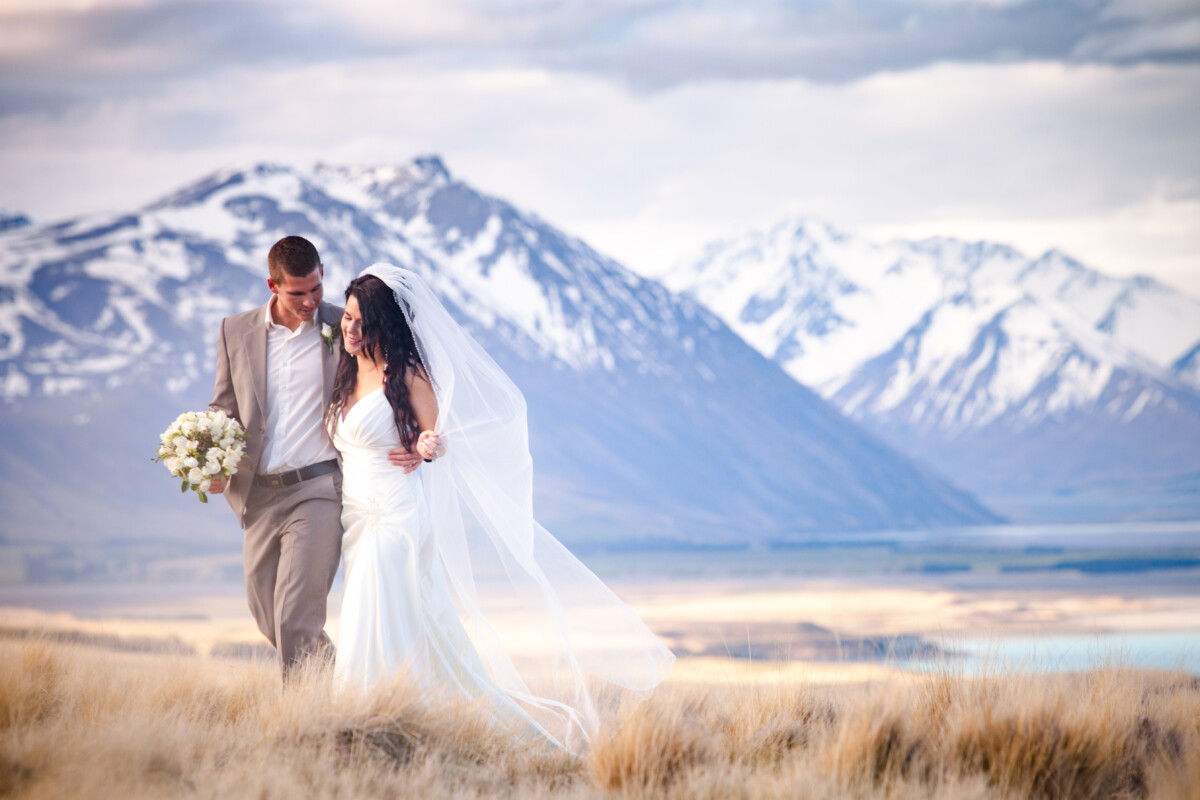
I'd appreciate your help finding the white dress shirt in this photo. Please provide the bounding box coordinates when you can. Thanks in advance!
[260,297,338,474]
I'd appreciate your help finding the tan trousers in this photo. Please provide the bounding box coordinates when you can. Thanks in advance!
[242,469,342,679]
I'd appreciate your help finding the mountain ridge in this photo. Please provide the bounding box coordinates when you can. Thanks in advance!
[0,159,998,552]
[666,216,1200,521]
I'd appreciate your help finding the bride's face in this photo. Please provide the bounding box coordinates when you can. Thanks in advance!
[342,295,364,356]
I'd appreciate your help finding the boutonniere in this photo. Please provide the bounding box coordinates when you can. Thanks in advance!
[320,323,338,354]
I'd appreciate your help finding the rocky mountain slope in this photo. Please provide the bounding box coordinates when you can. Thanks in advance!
[667,219,1200,521]
[0,162,997,553]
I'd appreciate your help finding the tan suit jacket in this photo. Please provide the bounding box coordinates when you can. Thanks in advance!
[209,300,342,526]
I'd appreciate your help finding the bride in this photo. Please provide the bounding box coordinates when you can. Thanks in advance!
[324,263,674,752]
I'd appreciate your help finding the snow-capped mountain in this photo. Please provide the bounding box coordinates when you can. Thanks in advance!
[0,208,30,233]
[0,158,711,401]
[667,218,1200,521]
[0,161,998,549]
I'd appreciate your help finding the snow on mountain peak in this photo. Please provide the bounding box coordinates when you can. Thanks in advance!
[0,156,727,400]
[0,161,1004,540]
[669,217,1200,432]
[668,216,1200,519]
[0,208,32,233]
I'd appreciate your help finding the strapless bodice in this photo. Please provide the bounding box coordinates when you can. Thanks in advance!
[331,387,423,512]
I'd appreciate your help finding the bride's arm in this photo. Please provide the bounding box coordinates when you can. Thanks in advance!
[408,365,442,460]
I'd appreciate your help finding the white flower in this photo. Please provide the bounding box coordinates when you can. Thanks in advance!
[320,322,337,353]
[158,410,247,500]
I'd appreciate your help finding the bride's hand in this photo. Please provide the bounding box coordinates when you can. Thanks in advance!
[416,430,441,461]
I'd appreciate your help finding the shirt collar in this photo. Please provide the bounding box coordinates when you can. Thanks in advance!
[265,295,316,333]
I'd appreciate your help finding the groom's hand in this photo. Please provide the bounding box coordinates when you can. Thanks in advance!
[388,445,422,474]
[209,475,228,494]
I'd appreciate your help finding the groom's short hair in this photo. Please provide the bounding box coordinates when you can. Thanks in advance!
[268,236,322,284]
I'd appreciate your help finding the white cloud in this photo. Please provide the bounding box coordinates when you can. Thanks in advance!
[4,0,1198,106]
[324,0,662,46]
[1076,18,1200,60]
[0,0,158,14]
[0,48,1196,297]
[916,0,1033,6]
[1099,0,1200,22]
[863,189,1200,299]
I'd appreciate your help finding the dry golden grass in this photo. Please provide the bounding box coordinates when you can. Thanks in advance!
[1,636,1197,799]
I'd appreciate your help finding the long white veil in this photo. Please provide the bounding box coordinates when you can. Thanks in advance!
[361,263,674,751]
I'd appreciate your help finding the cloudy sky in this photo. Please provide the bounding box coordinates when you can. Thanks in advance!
[2,0,1198,293]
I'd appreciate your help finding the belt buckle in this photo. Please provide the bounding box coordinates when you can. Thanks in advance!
[281,470,301,488]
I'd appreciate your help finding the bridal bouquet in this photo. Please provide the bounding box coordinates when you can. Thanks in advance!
[154,410,246,503]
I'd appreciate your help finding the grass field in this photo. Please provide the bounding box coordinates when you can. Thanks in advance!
[2,633,1198,799]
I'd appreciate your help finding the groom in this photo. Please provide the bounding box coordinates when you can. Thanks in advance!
[207,235,421,679]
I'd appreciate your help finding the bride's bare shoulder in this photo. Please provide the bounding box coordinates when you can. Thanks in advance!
[403,361,432,388]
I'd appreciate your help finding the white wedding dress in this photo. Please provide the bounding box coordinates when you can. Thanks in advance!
[333,387,554,743]
[328,263,674,754]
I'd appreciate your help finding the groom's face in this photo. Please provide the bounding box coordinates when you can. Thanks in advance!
[267,267,324,326]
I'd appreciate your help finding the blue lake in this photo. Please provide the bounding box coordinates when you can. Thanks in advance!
[906,631,1200,675]
[3,520,1198,676]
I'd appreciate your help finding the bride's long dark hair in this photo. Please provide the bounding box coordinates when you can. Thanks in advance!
[325,274,422,451]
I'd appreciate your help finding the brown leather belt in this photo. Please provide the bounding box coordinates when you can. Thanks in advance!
[254,459,339,489]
